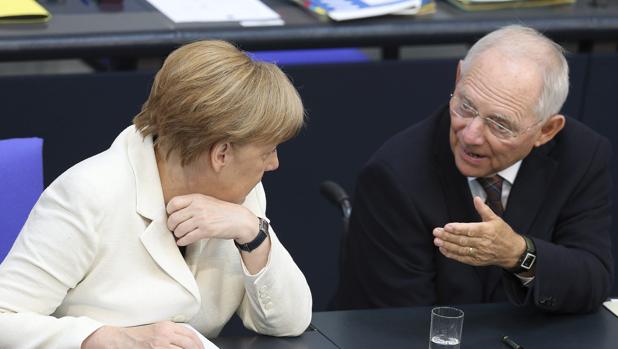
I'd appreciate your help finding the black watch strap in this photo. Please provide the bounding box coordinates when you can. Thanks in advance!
[235,217,269,252]
[507,235,537,274]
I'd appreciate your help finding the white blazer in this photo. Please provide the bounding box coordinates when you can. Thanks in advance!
[0,126,312,348]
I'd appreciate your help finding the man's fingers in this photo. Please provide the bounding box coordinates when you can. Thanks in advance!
[438,246,471,263]
[434,227,483,247]
[473,196,498,222]
[436,239,471,257]
[443,222,485,237]
[438,246,454,259]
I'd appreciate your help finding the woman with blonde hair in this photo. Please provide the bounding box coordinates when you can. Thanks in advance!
[0,40,312,348]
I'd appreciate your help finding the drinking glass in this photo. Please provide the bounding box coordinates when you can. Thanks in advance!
[428,307,464,349]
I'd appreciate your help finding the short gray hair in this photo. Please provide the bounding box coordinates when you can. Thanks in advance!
[461,25,569,121]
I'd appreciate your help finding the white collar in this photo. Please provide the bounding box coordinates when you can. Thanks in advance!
[125,125,167,221]
[467,160,522,186]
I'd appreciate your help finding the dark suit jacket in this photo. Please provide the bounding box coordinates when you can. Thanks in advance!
[335,105,613,313]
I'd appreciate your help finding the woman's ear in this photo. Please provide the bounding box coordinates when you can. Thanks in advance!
[210,142,232,173]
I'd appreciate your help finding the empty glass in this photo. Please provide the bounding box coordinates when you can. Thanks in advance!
[428,307,464,349]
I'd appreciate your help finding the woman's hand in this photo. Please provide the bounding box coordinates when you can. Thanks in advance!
[166,193,260,246]
[81,321,204,349]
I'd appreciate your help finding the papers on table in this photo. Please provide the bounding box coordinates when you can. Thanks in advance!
[446,0,575,11]
[291,0,423,21]
[145,0,283,26]
[180,324,220,349]
[604,299,618,318]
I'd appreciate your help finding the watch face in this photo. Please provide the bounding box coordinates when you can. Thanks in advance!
[521,253,536,270]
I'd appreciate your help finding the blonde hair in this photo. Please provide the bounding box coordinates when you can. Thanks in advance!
[134,40,305,165]
[461,25,569,121]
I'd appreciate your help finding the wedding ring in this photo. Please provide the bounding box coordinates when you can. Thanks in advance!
[468,247,474,256]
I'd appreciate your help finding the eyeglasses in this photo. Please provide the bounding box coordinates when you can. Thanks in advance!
[449,94,541,140]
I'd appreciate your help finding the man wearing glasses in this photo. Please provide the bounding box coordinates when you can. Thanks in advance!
[335,25,613,313]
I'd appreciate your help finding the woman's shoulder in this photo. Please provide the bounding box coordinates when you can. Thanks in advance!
[46,127,138,205]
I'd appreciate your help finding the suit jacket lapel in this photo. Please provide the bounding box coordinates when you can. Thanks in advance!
[503,141,558,237]
[126,127,201,303]
[140,217,202,303]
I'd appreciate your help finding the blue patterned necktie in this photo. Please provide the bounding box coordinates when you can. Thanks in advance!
[477,175,504,217]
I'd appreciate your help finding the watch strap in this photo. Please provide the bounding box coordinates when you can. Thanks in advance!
[235,217,269,252]
[507,235,537,274]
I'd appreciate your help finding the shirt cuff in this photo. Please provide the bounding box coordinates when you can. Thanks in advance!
[514,273,535,287]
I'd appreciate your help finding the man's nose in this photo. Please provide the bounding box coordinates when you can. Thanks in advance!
[460,117,485,145]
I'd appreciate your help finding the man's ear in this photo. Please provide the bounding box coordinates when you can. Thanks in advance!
[535,114,565,147]
[210,142,232,173]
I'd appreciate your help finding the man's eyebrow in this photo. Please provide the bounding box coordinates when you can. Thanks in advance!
[461,95,513,124]
[487,113,510,123]
[460,95,475,108]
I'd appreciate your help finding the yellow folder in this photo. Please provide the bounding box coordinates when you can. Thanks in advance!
[0,0,51,24]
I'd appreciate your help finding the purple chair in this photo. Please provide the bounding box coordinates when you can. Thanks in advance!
[0,137,43,262]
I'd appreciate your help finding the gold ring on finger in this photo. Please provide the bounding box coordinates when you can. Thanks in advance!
[468,247,474,256]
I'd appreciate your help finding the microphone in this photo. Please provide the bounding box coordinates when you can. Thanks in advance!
[320,180,352,220]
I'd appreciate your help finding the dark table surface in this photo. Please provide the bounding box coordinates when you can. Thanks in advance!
[212,329,338,349]
[2,0,618,61]
[209,303,618,348]
[311,302,618,349]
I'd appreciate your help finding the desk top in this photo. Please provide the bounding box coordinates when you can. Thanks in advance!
[212,329,338,349]
[2,0,618,61]
[311,303,618,349]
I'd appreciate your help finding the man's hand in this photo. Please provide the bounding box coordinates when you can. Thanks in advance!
[81,321,204,349]
[166,194,259,246]
[433,196,526,268]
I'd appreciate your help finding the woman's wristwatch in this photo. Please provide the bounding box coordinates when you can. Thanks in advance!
[235,217,269,252]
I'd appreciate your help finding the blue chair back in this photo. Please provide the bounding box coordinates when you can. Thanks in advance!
[0,137,43,262]
[250,48,369,66]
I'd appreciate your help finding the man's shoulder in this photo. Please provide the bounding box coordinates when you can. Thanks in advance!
[551,116,609,158]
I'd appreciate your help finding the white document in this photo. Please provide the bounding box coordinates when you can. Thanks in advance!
[180,324,220,349]
[145,0,283,26]
[603,299,618,318]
